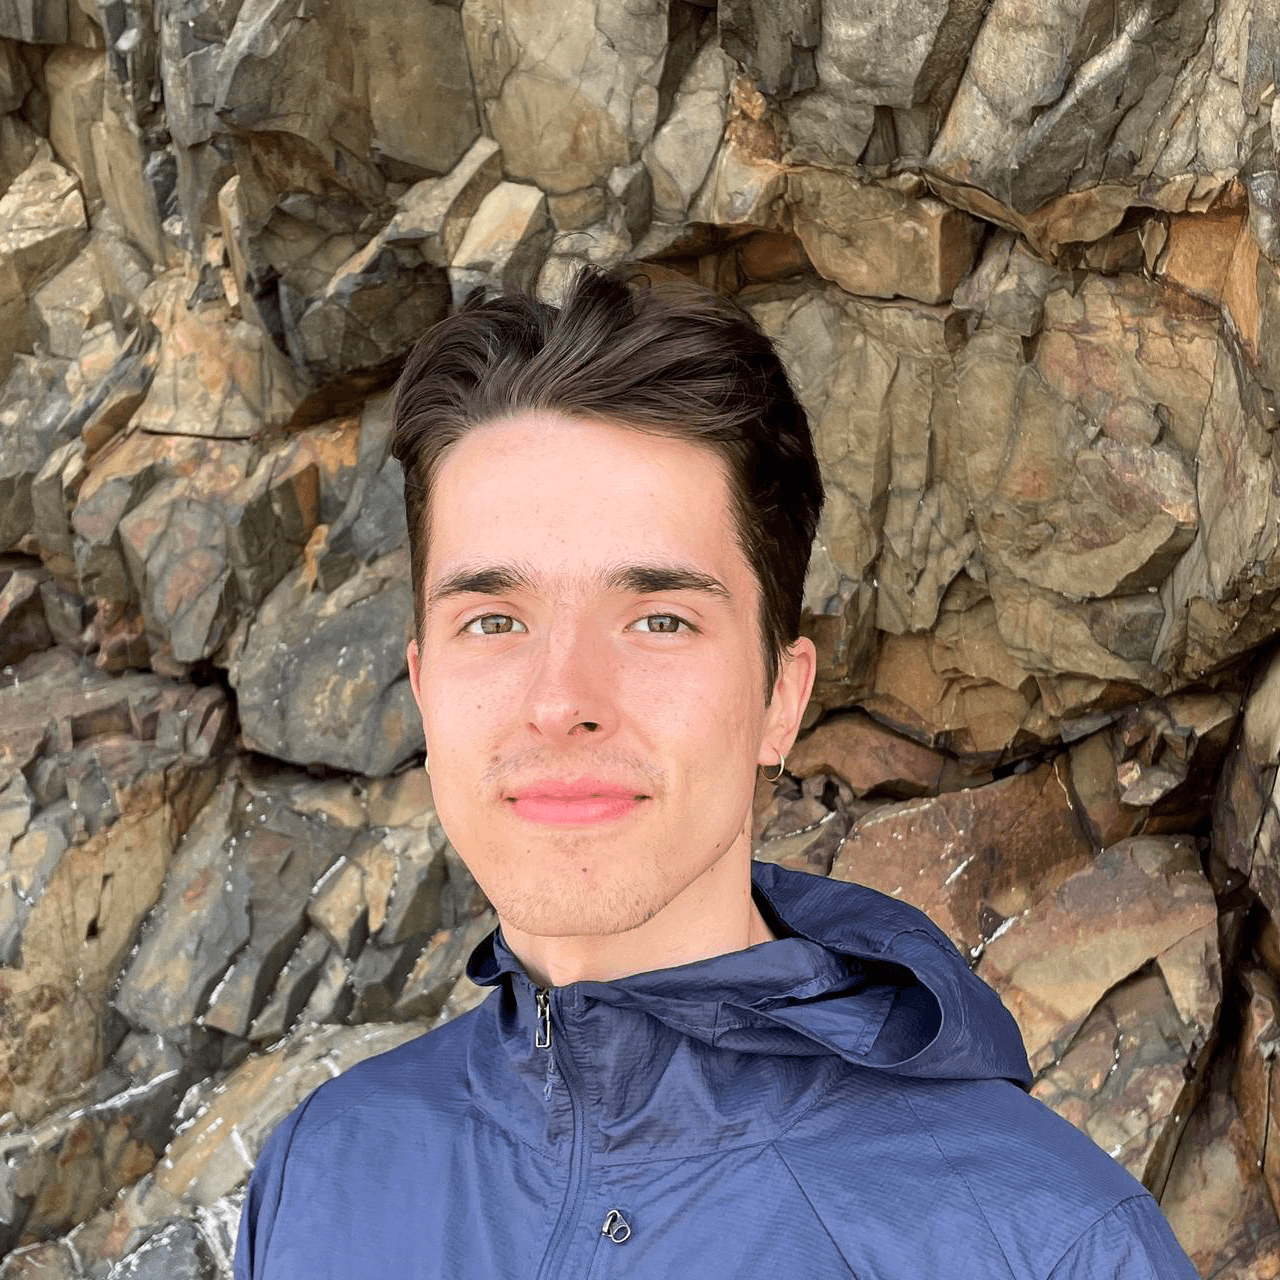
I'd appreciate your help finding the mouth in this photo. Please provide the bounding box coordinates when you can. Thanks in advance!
[505,782,650,826]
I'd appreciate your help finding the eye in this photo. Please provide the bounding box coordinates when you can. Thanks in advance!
[463,613,527,635]
[630,614,693,635]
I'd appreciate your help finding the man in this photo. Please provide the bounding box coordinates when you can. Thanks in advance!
[235,269,1197,1278]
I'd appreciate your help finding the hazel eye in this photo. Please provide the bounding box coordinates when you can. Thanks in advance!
[464,614,527,635]
[631,614,690,634]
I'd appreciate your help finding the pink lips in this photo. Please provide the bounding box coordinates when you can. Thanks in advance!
[508,780,647,825]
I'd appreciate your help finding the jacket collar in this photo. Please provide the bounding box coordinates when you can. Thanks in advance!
[467,862,1032,1086]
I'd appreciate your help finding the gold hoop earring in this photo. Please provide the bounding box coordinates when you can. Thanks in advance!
[760,756,785,784]
[423,753,429,776]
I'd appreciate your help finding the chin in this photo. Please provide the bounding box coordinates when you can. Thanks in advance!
[487,874,669,940]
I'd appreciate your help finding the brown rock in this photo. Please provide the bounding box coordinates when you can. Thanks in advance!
[746,282,972,712]
[690,100,789,230]
[43,46,104,202]
[968,275,1204,602]
[0,794,179,1123]
[1163,1057,1280,1276]
[0,145,87,376]
[150,1021,422,1208]
[31,240,110,360]
[548,188,608,233]
[790,169,984,305]
[978,835,1220,1071]
[1113,691,1239,833]
[89,84,167,266]
[1161,209,1250,307]
[861,582,1050,759]
[1212,645,1280,899]
[1031,971,1210,1192]
[133,274,307,439]
[0,1242,78,1278]
[1065,726,1148,850]
[787,710,948,798]
[392,912,497,1022]
[831,760,1094,960]
[1235,969,1280,1225]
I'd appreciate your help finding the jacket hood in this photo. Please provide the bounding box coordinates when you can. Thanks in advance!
[469,862,1032,1089]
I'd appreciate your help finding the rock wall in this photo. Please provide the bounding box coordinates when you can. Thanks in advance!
[0,1,1277,1274]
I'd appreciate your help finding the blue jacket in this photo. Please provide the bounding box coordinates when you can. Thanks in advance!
[235,863,1197,1278]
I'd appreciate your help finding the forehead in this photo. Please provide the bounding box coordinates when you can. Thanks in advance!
[426,412,747,584]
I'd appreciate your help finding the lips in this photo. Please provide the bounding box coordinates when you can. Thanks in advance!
[507,780,649,826]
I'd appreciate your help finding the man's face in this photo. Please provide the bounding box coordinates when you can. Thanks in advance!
[407,410,808,940]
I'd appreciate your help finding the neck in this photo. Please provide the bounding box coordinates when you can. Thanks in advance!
[499,834,775,988]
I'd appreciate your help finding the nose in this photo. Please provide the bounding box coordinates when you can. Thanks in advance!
[521,617,616,741]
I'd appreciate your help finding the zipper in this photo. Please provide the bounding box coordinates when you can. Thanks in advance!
[535,987,552,1049]
[533,985,592,1280]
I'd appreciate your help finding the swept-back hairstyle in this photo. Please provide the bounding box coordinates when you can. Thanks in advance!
[390,267,823,698]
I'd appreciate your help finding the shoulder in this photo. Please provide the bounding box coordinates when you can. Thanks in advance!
[235,1007,485,1278]
[777,1070,1189,1279]
[284,1002,482,1150]
[1044,1196,1198,1280]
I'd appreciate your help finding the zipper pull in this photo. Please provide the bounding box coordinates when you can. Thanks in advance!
[535,987,552,1049]
[601,1209,631,1243]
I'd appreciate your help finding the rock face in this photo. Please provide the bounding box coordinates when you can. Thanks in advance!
[0,0,1276,1274]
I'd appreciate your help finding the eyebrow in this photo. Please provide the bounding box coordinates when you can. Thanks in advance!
[424,561,733,613]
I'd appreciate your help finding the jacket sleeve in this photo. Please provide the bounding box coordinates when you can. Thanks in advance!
[233,1099,312,1280]
[1046,1195,1198,1280]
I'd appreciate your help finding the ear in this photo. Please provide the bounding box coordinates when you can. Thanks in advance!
[407,640,427,721]
[759,635,816,767]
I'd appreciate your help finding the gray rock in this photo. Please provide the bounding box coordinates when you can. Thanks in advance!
[0,0,99,45]
[0,38,30,115]
[719,0,820,99]
[392,911,497,1022]
[448,180,550,303]
[0,562,53,667]
[0,355,76,554]
[106,1218,217,1280]
[247,929,332,1044]
[644,43,731,222]
[285,236,449,383]
[214,0,478,190]
[382,136,504,267]
[463,0,666,192]
[927,0,1241,226]
[113,781,250,1036]
[228,552,423,775]
[201,786,353,1038]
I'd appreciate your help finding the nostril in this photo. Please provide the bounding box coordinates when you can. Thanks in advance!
[581,721,599,732]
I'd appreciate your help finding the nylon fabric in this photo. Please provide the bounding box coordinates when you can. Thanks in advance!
[235,862,1198,1279]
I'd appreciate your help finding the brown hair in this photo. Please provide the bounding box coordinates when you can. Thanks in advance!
[390,267,823,699]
